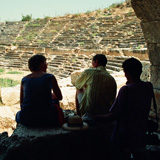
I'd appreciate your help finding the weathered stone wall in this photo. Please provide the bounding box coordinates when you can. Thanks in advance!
[0,123,114,160]
[132,0,160,119]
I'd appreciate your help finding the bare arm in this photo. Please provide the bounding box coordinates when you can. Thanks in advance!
[75,89,81,116]
[51,75,63,100]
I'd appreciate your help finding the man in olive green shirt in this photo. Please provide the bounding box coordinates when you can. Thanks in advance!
[75,54,117,116]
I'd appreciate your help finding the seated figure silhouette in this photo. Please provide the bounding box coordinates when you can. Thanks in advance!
[95,57,155,160]
[16,54,63,127]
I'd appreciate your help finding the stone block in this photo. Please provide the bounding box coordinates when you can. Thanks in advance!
[0,46,5,52]
[70,70,83,86]
[0,85,20,105]
[34,47,45,54]
[141,61,150,81]
[147,43,160,65]
[150,66,160,90]
[132,0,160,21]
[154,89,160,115]
[141,21,160,43]
[0,123,114,160]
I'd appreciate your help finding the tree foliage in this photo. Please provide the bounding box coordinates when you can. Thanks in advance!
[21,14,32,21]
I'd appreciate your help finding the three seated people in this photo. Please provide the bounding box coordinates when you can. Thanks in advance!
[15,54,155,159]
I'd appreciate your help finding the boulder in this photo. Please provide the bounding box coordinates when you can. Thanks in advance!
[70,70,84,86]
[0,85,20,105]
[141,61,151,81]
[60,87,76,110]
[0,117,16,136]
[0,106,18,136]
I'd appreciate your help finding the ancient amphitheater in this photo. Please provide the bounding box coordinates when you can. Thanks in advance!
[0,2,151,135]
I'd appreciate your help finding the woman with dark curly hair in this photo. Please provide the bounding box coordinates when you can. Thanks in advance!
[16,54,63,127]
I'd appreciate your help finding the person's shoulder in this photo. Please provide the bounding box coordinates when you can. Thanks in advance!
[144,81,153,86]
[105,72,116,82]
[45,73,57,80]
[81,68,95,75]
[45,73,53,77]
[118,85,128,94]
[143,81,153,90]
[21,74,31,81]
[84,68,95,72]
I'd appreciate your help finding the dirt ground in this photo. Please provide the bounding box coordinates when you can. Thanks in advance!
[0,69,30,82]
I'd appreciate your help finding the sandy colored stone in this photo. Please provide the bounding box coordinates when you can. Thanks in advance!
[70,70,84,86]
[60,87,76,110]
[0,106,15,119]
[1,85,20,105]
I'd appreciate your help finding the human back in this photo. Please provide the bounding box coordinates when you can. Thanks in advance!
[21,73,55,111]
[75,54,117,116]
[116,81,153,147]
[85,67,117,115]
[16,54,63,127]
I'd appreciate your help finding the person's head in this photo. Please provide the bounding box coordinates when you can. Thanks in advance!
[28,54,47,72]
[122,57,142,80]
[92,54,107,68]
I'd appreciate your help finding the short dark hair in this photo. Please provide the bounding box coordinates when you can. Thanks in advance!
[28,54,46,71]
[93,54,107,67]
[122,57,142,77]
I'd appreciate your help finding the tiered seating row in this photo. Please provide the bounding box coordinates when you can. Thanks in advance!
[0,51,128,79]
[0,11,146,51]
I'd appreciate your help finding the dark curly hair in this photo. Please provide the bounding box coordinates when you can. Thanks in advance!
[93,54,107,67]
[28,54,46,71]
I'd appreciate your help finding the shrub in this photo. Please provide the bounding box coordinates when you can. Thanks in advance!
[0,69,5,73]
[6,71,23,74]
[78,42,84,45]
[44,16,51,19]
[21,14,32,21]
[0,78,20,87]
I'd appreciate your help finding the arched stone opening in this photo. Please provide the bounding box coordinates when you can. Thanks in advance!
[131,0,160,118]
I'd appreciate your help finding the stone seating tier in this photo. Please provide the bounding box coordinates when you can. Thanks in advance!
[0,7,147,52]
[106,64,122,72]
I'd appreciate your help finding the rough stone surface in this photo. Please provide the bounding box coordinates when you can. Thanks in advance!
[147,43,160,66]
[150,66,160,90]
[131,0,160,22]
[60,87,76,110]
[70,70,84,86]
[132,0,160,117]
[141,61,150,81]
[0,123,114,160]
[141,22,160,43]
[0,123,160,160]
[1,85,20,105]
[0,117,16,136]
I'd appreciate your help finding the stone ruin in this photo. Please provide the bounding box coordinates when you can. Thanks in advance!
[0,2,149,59]
[0,1,160,159]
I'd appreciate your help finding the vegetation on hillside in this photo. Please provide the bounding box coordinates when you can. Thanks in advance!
[0,78,20,87]
[19,1,131,21]
[21,14,32,21]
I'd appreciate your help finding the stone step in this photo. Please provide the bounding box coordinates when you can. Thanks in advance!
[107,62,122,68]
[109,59,124,64]
[48,64,61,68]
[106,64,122,72]
[49,62,63,66]
[114,56,131,61]
[58,73,70,78]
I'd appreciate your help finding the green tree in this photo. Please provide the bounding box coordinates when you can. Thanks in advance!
[21,14,32,21]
